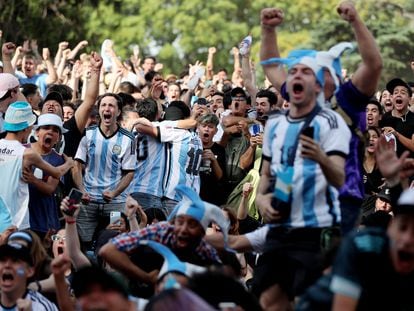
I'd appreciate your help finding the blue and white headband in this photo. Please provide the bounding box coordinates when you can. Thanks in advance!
[139,240,206,283]
[168,185,230,246]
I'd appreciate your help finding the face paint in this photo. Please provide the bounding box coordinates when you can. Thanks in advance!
[16,266,25,276]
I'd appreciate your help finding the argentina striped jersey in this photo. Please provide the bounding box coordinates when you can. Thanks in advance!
[262,108,351,228]
[129,121,165,197]
[75,125,137,203]
[159,124,202,201]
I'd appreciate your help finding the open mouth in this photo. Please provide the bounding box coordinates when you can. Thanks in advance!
[235,102,239,109]
[203,133,209,138]
[103,113,111,121]
[395,99,403,105]
[2,273,14,282]
[44,137,53,144]
[398,250,414,262]
[57,246,64,255]
[293,83,304,95]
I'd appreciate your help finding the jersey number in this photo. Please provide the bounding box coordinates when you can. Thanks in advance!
[186,148,202,175]
[136,136,148,160]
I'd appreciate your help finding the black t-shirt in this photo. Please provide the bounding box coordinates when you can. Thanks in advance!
[380,111,414,157]
[63,116,83,157]
[362,165,383,195]
[199,142,227,205]
[330,227,414,310]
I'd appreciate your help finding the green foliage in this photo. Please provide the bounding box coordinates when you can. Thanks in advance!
[1,0,413,85]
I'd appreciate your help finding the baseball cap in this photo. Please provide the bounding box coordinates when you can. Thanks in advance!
[386,78,413,98]
[0,73,19,98]
[34,113,68,133]
[0,243,33,266]
[376,188,391,203]
[43,91,63,108]
[230,87,247,98]
[3,101,37,132]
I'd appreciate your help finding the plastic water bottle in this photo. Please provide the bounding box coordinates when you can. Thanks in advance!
[239,35,252,56]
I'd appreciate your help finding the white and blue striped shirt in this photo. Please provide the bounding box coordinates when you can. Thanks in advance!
[159,124,202,201]
[129,122,165,197]
[75,125,137,203]
[0,289,58,310]
[262,108,351,228]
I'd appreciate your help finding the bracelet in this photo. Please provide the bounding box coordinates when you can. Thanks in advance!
[36,280,42,292]
[66,219,76,224]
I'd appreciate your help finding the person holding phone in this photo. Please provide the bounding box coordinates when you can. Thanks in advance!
[254,53,351,309]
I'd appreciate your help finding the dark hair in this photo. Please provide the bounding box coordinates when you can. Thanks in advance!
[118,81,138,94]
[223,92,232,109]
[188,271,261,311]
[217,68,228,74]
[120,106,138,123]
[367,98,383,115]
[211,91,224,98]
[63,102,76,112]
[144,56,157,64]
[256,89,278,106]
[96,93,123,111]
[47,84,73,102]
[21,83,38,98]
[145,208,167,224]
[164,101,190,121]
[136,98,158,121]
[117,92,136,110]
[144,70,159,83]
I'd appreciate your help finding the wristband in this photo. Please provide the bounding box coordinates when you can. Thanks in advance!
[66,219,76,224]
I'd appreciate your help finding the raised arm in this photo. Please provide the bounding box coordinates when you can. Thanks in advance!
[67,40,88,60]
[2,42,16,74]
[337,1,382,96]
[206,47,216,80]
[54,41,69,67]
[74,52,102,132]
[60,197,91,269]
[260,8,287,92]
[43,48,58,85]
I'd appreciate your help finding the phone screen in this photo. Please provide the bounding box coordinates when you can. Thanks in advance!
[110,211,121,224]
[68,188,83,206]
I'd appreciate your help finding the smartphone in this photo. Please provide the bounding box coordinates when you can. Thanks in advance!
[197,98,208,106]
[249,123,263,136]
[302,126,314,139]
[110,211,121,225]
[64,188,83,216]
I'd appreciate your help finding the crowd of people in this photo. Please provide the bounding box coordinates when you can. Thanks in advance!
[0,1,414,310]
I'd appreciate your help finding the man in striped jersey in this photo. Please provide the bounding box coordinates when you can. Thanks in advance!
[0,243,58,310]
[128,98,165,214]
[73,93,137,247]
[133,101,200,215]
[254,55,351,309]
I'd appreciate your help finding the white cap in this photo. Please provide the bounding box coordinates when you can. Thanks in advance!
[34,113,68,133]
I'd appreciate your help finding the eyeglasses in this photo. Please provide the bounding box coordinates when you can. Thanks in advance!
[51,235,66,242]
[231,96,246,102]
